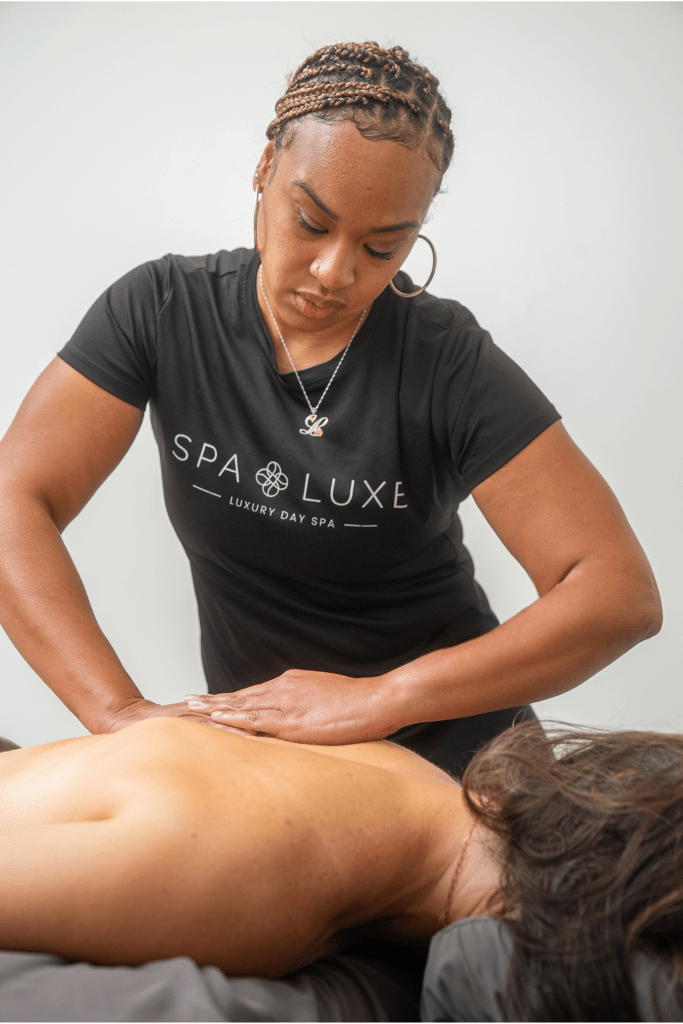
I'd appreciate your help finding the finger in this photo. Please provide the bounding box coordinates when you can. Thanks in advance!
[186,692,260,711]
[207,721,259,735]
[179,705,213,718]
[181,710,215,722]
[210,708,281,733]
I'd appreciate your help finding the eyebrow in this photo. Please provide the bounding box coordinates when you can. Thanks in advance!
[292,180,420,234]
[372,220,420,234]
[293,181,339,221]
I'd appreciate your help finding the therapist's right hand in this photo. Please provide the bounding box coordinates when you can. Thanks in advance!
[102,697,217,733]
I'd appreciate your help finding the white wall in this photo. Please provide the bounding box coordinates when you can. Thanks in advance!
[1,1,681,746]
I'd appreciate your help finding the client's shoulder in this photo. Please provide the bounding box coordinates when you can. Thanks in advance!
[302,738,459,787]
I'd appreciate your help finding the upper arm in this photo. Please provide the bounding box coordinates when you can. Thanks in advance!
[471,421,660,609]
[0,357,144,531]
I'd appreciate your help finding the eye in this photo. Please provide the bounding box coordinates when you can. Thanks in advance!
[297,207,399,260]
[297,210,326,235]
[365,245,398,262]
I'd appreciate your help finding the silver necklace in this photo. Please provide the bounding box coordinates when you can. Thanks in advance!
[259,265,366,437]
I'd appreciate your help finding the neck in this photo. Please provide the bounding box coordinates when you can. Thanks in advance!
[257,267,370,372]
[445,825,504,925]
[363,792,502,944]
[271,330,359,375]
[413,821,499,936]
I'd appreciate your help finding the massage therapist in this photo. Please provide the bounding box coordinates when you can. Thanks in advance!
[0,43,662,775]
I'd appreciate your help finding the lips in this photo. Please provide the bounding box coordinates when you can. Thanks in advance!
[296,291,341,309]
[293,291,343,319]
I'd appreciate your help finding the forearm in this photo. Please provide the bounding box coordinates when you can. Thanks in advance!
[0,494,144,733]
[384,558,662,727]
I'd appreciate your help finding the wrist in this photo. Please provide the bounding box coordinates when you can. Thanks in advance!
[368,668,417,736]
[84,687,150,735]
[378,647,466,730]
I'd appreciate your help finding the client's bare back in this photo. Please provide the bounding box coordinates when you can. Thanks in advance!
[0,718,466,976]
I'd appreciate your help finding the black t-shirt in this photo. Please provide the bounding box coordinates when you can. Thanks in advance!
[59,248,560,770]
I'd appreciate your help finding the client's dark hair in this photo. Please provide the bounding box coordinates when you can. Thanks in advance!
[463,722,683,1021]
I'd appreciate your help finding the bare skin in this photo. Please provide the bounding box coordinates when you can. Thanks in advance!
[0,718,498,977]
[0,117,661,739]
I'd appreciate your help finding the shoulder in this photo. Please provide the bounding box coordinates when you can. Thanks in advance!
[386,281,493,382]
[109,247,255,304]
[301,738,459,787]
[387,271,482,340]
[167,247,255,280]
[411,290,479,335]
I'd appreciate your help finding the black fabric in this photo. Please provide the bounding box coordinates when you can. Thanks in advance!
[421,917,683,1022]
[0,949,418,1022]
[59,248,559,775]
[392,702,536,780]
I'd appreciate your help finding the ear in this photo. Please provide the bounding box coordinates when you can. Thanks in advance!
[254,142,275,190]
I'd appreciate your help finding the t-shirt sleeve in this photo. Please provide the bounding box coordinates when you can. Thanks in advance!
[432,303,561,493]
[57,257,172,410]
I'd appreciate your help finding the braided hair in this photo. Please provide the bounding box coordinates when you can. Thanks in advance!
[266,41,454,180]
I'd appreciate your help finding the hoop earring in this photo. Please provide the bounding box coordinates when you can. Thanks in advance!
[253,188,262,253]
[389,235,437,298]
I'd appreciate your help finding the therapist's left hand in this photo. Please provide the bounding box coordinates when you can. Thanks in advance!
[183,670,398,744]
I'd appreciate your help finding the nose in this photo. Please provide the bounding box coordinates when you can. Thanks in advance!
[311,240,355,292]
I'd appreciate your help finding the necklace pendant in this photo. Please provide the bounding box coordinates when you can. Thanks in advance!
[300,413,328,437]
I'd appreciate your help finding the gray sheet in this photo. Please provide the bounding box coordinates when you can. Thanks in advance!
[421,917,512,1022]
[0,950,418,1022]
[421,915,683,1022]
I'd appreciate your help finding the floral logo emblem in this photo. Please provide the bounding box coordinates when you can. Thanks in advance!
[255,461,289,497]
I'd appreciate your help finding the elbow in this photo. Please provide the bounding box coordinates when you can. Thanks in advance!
[616,572,663,645]
[577,555,664,651]
[638,588,663,640]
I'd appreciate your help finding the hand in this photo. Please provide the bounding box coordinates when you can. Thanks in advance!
[101,697,233,734]
[184,670,398,745]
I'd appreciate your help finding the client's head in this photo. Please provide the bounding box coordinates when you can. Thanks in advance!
[462,722,683,1022]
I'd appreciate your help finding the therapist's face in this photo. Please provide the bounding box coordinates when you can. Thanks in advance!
[254,117,440,339]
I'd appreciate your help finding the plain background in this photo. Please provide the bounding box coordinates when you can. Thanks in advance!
[1,1,681,747]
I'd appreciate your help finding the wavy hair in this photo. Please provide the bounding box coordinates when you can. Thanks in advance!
[463,722,683,1021]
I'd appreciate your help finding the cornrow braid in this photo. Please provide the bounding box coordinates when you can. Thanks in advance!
[266,41,454,177]
[275,81,423,118]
